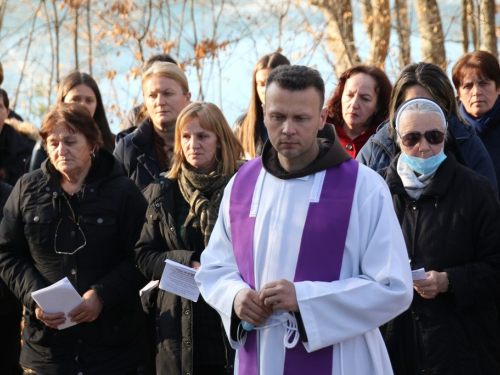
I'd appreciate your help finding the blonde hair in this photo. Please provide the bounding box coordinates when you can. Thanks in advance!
[169,101,244,178]
[142,61,189,94]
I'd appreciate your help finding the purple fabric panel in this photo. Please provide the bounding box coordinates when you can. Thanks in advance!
[283,158,359,375]
[230,157,262,375]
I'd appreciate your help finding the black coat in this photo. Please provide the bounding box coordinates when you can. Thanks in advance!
[0,181,22,317]
[0,150,149,375]
[0,123,35,185]
[477,113,500,195]
[114,118,162,191]
[135,177,233,375]
[381,153,500,375]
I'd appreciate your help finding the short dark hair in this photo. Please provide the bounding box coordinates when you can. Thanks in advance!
[141,54,178,74]
[266,65,325,110]
[452,50,500,90]
[40,103,103,150]
[327,65,392,128]
[0,88,9,109]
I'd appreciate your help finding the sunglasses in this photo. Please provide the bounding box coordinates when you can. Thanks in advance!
[397,130,446,147]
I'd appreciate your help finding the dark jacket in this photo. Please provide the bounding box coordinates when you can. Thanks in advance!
[381,153,500,375]
[114,118,162,191]
[135,177,233,375]
[475,113,500,195]
[357,115,498,194]
[0,120,37,185]
[0,150,149,375]
[0,181,23,317]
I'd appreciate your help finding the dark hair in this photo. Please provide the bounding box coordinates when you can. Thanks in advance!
[389,62,461,138]
[238,52,290,158]
[326,65,392,128]
[141,54,178,74]
[267,65,325,109]
[452,50,500,90]
[56,72,114,151]
[0,88,9,109]
[0,62,3,86]
[40,103,103,150]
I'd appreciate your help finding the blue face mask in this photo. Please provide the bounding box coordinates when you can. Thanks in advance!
[400,149,447,175]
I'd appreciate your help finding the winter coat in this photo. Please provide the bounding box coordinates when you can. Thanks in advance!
[381,153,500,375]
[474,112,500,195]
[0,119,38,185]
[114,118,162,191]
[0,181,22,317]
[0,150,149,375]
[356,115,498,194]
[135,177,233,375]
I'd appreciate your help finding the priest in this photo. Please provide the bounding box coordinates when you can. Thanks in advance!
[195,65,413,375]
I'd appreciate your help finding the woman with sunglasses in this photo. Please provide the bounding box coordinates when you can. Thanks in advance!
[0,103,149,375]
[357,62,497,194]
[380,97,500,375]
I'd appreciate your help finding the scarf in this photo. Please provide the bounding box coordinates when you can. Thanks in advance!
[397,155,436,200]
[177,162,231,246]
[460,95,500,136]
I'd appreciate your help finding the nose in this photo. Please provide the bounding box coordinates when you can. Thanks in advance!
[154,93,165,106]
[57,142,68,155]
[351,94,360,108]
[282,119,296,136]
[189,137,199,149]
[416,137,431,154]
[471,83,481,96]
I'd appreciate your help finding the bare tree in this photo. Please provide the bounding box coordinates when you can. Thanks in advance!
[0,0,7,38]
[365,0,391,68]
[461,0,469,53]
[479,0,497,56]
[395,0,411,69]
[311,0,360,76]
[87,0,92,75]
[415,0,446,69]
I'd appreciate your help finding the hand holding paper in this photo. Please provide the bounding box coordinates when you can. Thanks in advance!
[31,277,83,330]
[160,260,200,302]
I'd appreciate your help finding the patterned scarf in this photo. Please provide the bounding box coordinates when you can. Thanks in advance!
[177,163,231,246]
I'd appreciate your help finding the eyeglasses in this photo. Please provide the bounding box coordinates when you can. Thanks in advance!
[397,130,446,147]
[54,193,87,255]
[54,216,87,255]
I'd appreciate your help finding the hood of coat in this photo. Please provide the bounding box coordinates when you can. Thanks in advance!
[5,118,40,142]
[261,123,351,180]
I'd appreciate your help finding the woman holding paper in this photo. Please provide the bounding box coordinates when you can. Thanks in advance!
[379,97,500,374]
[135,101,244,375]
[0,103,149,375]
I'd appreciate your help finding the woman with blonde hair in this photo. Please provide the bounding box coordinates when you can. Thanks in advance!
[114,61,191,191]
[136,101,243,375]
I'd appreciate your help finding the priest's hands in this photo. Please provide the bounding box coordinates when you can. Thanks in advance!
[260,279,299,312]
[234,288,273,327]
[68,289,104,323]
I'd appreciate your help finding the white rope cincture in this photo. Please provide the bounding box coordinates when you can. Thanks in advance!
[237,312,300,348]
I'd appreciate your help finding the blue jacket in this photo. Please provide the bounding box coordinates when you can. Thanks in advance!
[357,115,498,194]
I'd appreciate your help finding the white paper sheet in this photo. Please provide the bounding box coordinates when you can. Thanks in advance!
[31,277,83,330]
[159,260,199,302]
[411,268,426,281]
[139,280,159,298]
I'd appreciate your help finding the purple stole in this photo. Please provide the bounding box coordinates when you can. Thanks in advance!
[229,157,359,375]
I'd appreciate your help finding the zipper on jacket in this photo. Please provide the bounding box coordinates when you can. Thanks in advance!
[412,306,429,373]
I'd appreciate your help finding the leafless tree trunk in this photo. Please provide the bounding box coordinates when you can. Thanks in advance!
[87,0,92,75]
[479,0,497,56]
[13,1,43,109]
[461,0,469,54]
[360,0,373,40]
[74,3,79,70]
[0,0,7,38]
[415,0,446,69]
[395,0,410,69]
[311,0,360,77]
[468,0,479,50]
[42,0,55,109]
[365,0,390,69]
[51,0,60,84]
